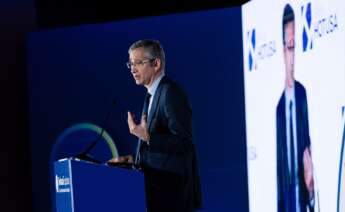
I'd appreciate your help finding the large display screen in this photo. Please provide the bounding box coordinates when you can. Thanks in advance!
[242,0,345,211]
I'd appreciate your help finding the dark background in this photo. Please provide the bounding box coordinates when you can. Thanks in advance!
[1,0,248,211]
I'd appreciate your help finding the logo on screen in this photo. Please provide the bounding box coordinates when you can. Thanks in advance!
[301,3,313,52]
[301,2,339,52]
[247,29,256,71]
[247,28,276,71]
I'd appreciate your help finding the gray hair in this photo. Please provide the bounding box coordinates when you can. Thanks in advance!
[128,39,166,71]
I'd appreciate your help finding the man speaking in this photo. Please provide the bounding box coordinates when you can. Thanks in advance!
[276,4,315,212]
[109,39,202,212]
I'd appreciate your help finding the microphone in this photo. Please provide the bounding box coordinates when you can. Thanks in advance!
[75,99,117,164]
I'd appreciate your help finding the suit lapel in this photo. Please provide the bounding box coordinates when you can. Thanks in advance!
[278,93,291,184]
[147,76,166,129]
[279,92,286,141]
[295,82,302,135]
[294,82,303,159]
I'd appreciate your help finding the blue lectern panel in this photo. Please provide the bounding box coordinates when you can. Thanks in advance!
[72,160,145,211]
[55,159,145,212]
[55,159,73,212]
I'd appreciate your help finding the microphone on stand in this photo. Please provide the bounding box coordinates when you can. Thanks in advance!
[75,99,117,164]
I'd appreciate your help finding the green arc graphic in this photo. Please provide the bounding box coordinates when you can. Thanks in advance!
[57,122,118,158]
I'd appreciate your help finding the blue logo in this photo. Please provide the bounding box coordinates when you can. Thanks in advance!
[301,3,313,52]
[246,28,276,71]
[301,2,339,53]
[247,29,256,71]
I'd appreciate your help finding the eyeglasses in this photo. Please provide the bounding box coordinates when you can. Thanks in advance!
[126,58,155,69]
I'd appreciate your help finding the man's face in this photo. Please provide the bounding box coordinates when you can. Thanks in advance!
[128,47,160,87]
[283,21,295,88]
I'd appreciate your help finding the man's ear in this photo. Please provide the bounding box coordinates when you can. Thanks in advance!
[153,58,162,71]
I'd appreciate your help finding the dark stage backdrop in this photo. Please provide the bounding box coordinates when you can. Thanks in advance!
[27,7,248,212]
[0,0,36,211]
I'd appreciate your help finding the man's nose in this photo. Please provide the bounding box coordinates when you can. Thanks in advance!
[131,67,137,73]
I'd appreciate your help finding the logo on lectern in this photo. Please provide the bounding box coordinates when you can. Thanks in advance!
[55,175,71,193]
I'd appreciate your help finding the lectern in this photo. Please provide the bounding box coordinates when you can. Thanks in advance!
[54,158,146,212]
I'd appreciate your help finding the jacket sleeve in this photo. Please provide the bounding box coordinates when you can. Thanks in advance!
[301,86,315,211]
[276,107,285,212]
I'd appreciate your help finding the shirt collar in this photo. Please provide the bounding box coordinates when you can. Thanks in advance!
[285,81,295,104]
[147,72,165,96]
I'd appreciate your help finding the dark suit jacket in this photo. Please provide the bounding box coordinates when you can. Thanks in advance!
[276,81,313,212]
[136,76,202,212]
